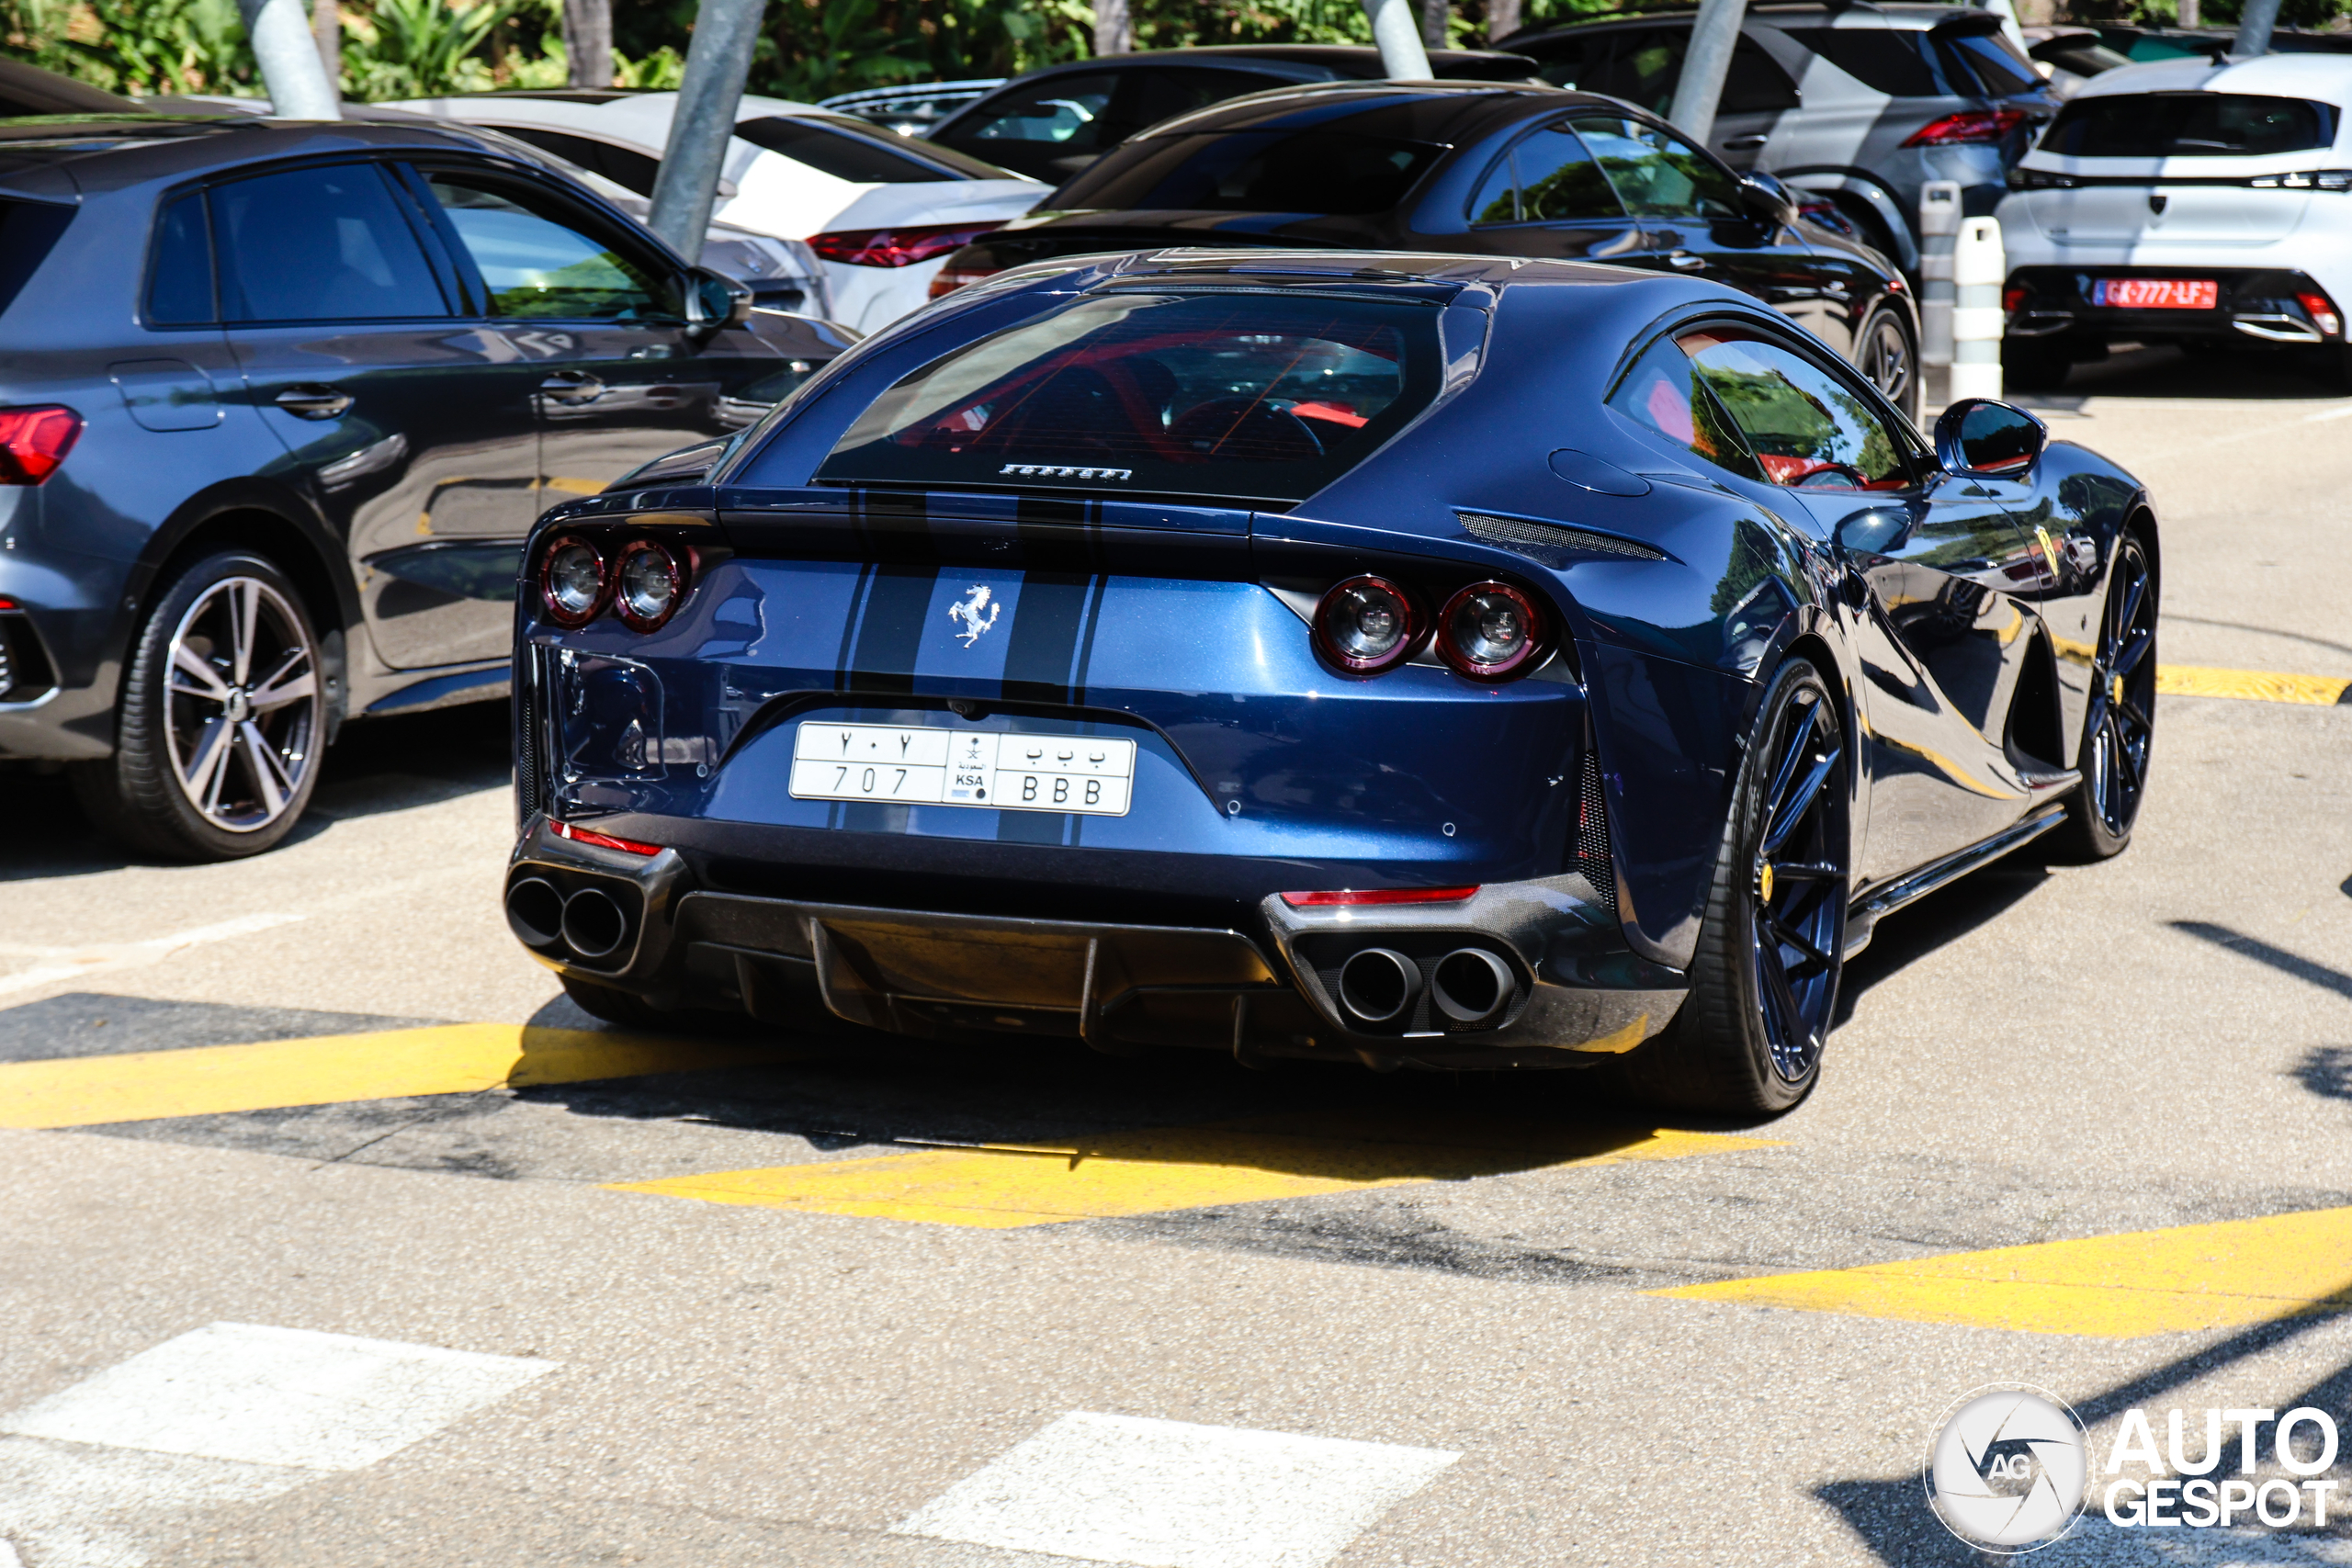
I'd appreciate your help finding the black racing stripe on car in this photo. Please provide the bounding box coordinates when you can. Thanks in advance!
[832,563,876,694]
[1015,494,1106,574]
[844,564,938,697]
[1000,572,1094,706]
[1067,574,1113,849]
[855,489,931,561]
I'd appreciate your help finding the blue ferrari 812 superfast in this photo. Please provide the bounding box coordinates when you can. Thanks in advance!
[503,248,2157,1112]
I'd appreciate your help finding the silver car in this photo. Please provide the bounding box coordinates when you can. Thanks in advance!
[1500,5,2062,272]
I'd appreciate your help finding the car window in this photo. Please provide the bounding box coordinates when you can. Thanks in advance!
[1779,28,1954,97]
[1939,28,2041,96]
[1520,33,1600,90]
[810,289,1444,504]
[1678,327,1912,491]
[1469,123,1624,224]
[492,127,661,197]
[1577,27,1800,115]
[147,191,214,325]
[1607,334,1765,481]
[2041,92,2337,157]
[1055,130,1446,216]
[955,73,1120,154]
[210,164,449,324]
[733,117,954,183]
[1569,117,1741,220]
[423,174,679,321]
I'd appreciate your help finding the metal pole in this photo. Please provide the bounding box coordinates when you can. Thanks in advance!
[647,0,765,264]
[310,0,340,99]
[2233,0,2282,56]
[1668,0,1745,146]
[1420,0,1447,51]
[2179,0,2199,27]
[1486,0,1521,45]
[1361,0,1433,79]
[1094,0,1132,55]
[564,0,613,89]
[235,0,339,118]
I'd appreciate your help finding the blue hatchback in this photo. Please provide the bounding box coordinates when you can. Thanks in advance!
[509,247,2157,1112]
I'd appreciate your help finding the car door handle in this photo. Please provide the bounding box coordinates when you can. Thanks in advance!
[1720,133,1770,152]
[274,384,352,420]
[1667,251,1709,271]
[538,371,605,405]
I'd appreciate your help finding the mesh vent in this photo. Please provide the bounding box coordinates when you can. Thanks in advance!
[1577,750,1618,920]
[515,646,543,820]
[1459,513,1667,560]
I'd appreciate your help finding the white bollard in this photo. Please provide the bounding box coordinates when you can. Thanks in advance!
[1948,216,2006,403]
[1918,180,1962,367]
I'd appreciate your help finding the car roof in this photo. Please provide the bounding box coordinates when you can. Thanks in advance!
[2068,51,2352,104]
[0,56,143,116]
[1140,80,1611,141]
[991,44,1539,81]
[1502,2,1990,39]
[0,115,568,197]
[386,91,831,152]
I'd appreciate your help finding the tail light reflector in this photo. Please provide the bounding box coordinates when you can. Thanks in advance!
[1435,581,1544,681]
[0,405,82,485]
[2299,290,2342,337]
[551,819,662,855]
[1313,575,1422,674]
[808,221,1006,268]
[1282,886,1479,907]
[540,536,607,626]
[614,539,687,632]
[1901,109,2027,147]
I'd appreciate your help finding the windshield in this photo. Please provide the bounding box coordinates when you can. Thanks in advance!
[2041,92,2338,157]
[1051,130,1449,216]
[816,290,1444,504]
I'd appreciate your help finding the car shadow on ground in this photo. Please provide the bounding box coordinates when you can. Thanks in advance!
[2011,339,2351,410]
[0,698,511,882]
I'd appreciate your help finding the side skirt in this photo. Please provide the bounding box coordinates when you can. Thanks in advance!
[1842,803,2071,959]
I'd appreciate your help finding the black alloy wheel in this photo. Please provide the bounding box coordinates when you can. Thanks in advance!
[2056,531,2156,860]
[1856,306,1919,423]
[1619,659,1851,1113]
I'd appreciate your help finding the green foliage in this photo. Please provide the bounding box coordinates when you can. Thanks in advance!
[341,0,524,98]
[4,0,254,95]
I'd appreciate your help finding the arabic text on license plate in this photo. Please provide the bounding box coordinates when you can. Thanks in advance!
[2094,278,2217,310]
[788,723,1137,817]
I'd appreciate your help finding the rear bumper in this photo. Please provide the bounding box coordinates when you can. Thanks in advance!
[505,818,1685,1070]
[2005,265,2346,348]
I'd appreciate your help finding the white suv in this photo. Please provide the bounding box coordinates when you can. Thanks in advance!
[1996,53,2352,388]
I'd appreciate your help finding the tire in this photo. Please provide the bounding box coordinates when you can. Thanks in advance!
[1616,659,1852,1115]
[70,550,326,861]
[2002,337,2073,392]
[1854,305,1921,425]
[2050,530,2156,863]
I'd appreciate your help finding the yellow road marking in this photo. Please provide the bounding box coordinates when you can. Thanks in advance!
[609,1113,1780,1228]
[2157,666,2352,705]
[0,1024,770,1130]
[542,477,606,496]
[1652,1206,2352,1337]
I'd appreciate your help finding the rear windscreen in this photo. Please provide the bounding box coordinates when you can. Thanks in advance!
[815,290,1443,504]
[1052,130,1448,216]
[2041,92,2337,156]
[1780,28,1951,97]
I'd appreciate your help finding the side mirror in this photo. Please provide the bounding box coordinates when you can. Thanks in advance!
[1934,399,2046,478]
[1737,172,1797,227]
[685,265,753,333]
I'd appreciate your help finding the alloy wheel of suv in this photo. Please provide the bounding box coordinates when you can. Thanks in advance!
[1856,306,1919,423]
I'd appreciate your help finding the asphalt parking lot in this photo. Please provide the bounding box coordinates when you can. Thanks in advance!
[6,344,2352,1567]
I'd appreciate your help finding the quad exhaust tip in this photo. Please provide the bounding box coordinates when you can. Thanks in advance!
[560,886,630,961]
[1337,948,1420,1024]
[504,877,565,950]
[1430,947,1514,1026]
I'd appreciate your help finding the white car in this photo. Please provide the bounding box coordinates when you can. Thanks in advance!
[386,91,1049,333]
[1997,53,2352,388]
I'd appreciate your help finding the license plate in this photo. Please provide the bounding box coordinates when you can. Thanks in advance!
[789,723,1136,816]
[2092,277,2217,310]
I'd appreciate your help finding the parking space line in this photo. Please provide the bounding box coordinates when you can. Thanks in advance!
[1650,1205,2352,1337]
[0,1024,773,1130]
[2155,665,2352,705]
[607,1113,1781,1228]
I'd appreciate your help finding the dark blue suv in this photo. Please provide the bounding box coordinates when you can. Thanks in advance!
[0,113,847,859]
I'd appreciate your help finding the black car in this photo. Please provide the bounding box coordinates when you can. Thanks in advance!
[922,45,1541,184]
[0,114,847,860]
[934,83,1923,416]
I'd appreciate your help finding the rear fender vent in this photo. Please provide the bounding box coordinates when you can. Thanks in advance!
[1459,513,1668,562]
[1576,749,1618,921]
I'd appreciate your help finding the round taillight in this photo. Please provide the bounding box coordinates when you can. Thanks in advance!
[541,536,605,626]
[1436,581,1544,681]
[614,539,686,632]
[1313,575,1421,674]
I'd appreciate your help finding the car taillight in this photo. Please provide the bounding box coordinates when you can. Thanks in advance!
[0,405,82,485]
[1280,886,1479,907]
[2300,290,2343,337]
[1435,582,1544,681]
[807,221,1007,268]
[1902,108,2028,147]
[540,536,607,627]
[614,539,687,632]
[1312,575,1422,674]
[2004,284,2027,313]
[930,265,1001,299]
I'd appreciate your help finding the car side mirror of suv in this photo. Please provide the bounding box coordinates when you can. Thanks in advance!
[685,266,752,334]
[1737,172,1798,228]
[1934,398,2046,478]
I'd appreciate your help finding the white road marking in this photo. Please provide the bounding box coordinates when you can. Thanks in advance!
[0,1325,555,1567]
[891,1411,1459,1568]
[2305,404,2352,423]
[0,912,306,999]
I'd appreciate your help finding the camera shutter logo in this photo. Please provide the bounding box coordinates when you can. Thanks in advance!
[1925,1385,2089,1551]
